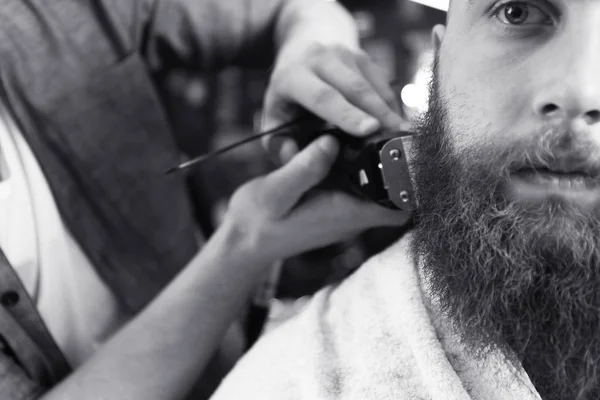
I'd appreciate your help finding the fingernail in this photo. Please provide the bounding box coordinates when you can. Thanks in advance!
[318,136,339,157]
[279,139,298,163]
[398,120,412,131]
[359,117,381,135]
[386,114,408,131]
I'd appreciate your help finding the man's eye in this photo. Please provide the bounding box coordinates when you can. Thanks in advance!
[494,2,552,26]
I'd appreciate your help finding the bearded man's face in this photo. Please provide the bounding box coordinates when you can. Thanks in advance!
[411,2,600,399]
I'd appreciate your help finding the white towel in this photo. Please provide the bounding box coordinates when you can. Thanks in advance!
[211,234,542,400]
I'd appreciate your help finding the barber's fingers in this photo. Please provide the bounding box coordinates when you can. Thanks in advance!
[354,54,401,114]
[314,56,404,132]
[274,71,382,136]
[298,191,410,229]
[262,135,339,217]
[275,191,410,256]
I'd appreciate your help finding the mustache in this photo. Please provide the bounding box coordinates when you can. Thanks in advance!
[477,126,600,180]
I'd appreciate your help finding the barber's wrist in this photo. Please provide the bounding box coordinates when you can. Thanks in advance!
[211,215,277,275]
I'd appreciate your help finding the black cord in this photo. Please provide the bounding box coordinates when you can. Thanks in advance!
[165,117,307,174]
[166,79,401,175]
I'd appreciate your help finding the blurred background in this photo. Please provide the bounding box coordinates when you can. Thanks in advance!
[163,0,446,326]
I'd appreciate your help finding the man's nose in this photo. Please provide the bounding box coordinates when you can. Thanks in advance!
[532,29,600,126]
[533,70,600,126]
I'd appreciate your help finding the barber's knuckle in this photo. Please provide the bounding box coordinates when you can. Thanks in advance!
[380,107,399,122]
[383,92,398,107]
[234,179,263,206]
[307,42,328,58]
[267,72,289,95]
[348,80,376,100]
[302,44,326,67]
[311,43,354,67]
[313,86,336,107]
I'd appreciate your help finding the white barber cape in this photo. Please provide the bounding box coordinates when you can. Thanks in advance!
[211,234,542,400]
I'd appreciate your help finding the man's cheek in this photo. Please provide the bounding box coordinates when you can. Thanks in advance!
[444,40,531,113]
[440,87,491,152]
[450,83,530,151]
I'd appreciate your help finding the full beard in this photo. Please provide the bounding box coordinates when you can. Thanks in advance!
[410,66,600,400]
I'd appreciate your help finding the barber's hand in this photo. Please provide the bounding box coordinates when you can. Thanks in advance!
[262,43,407,162]
[223,135,410,264]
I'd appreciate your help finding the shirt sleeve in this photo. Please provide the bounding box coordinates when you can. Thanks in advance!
[139,0,288,72]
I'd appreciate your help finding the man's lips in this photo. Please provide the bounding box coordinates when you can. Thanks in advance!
[506,166,600,207]
[512,168,597,189]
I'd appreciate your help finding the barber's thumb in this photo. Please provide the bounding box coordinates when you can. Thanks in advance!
[264,136,299,165]
[361,205,412,229]
[264,135,339,215]
[290,135,339,186]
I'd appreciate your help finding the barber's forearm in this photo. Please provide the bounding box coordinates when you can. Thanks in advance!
[41,220,268,400]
